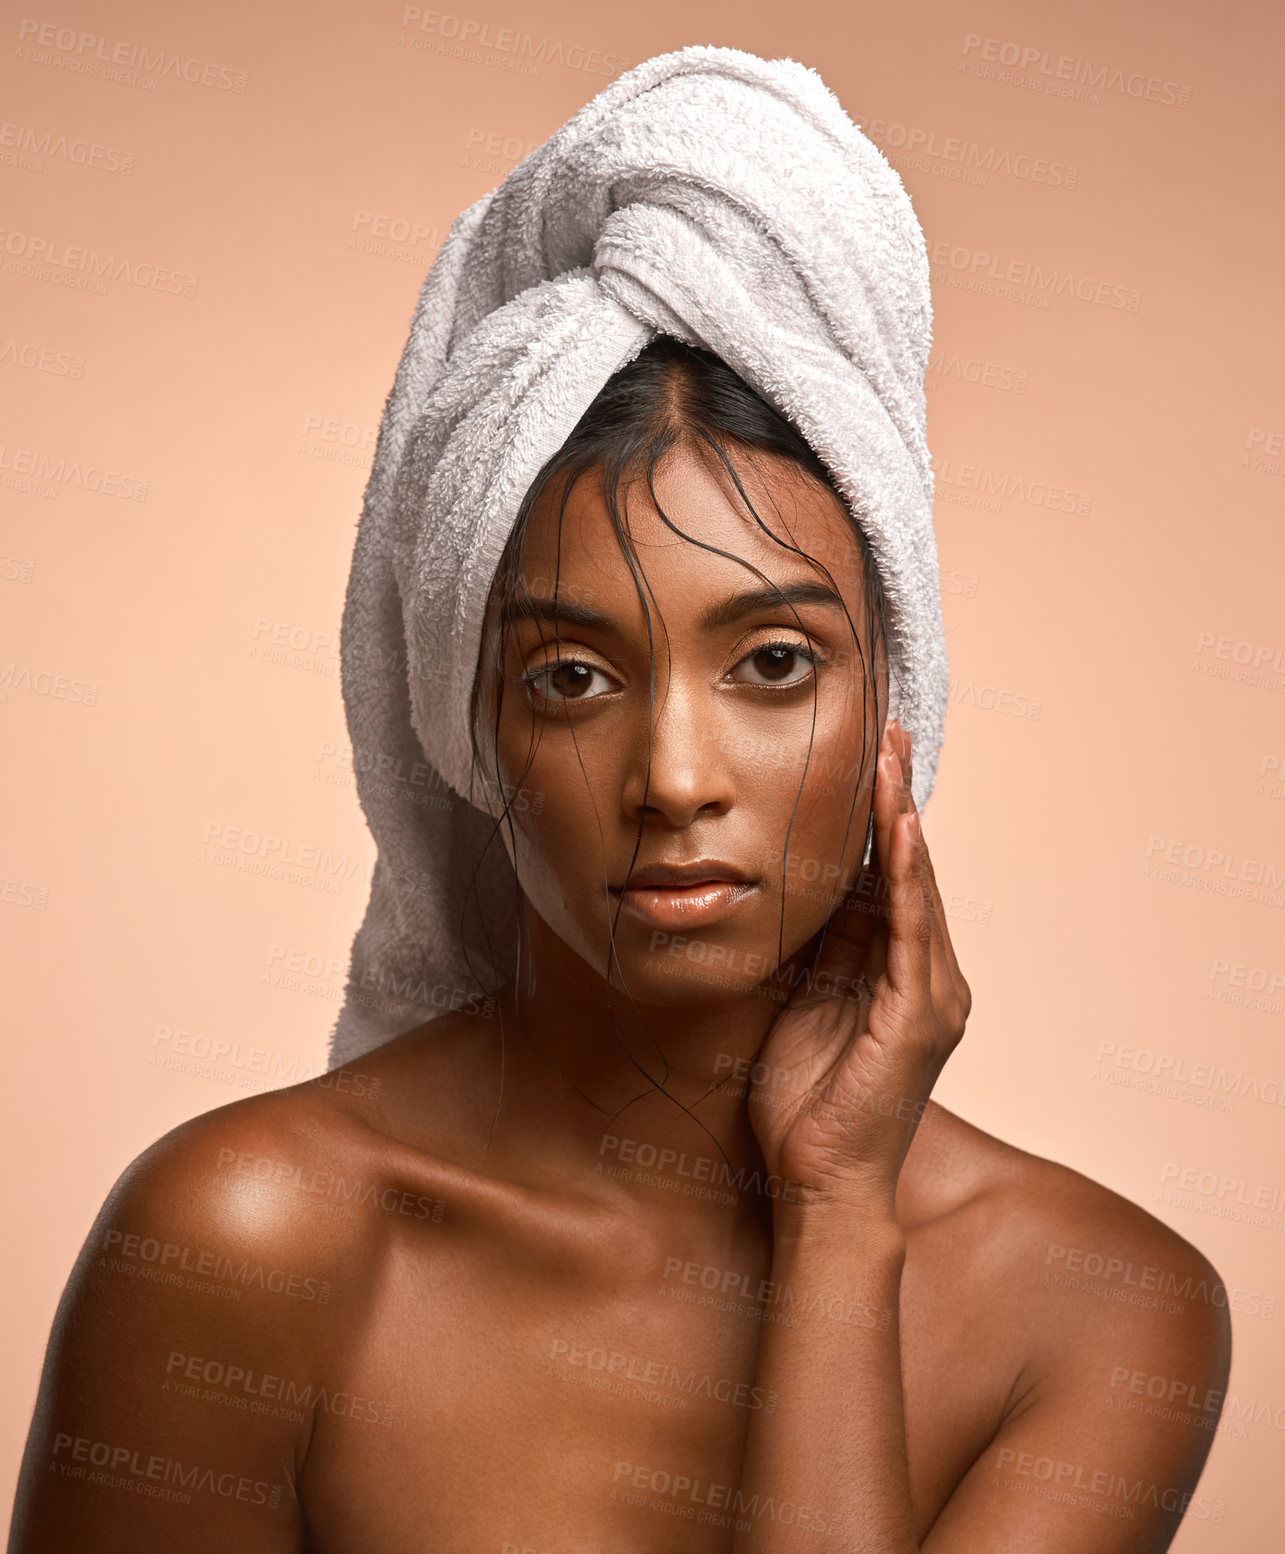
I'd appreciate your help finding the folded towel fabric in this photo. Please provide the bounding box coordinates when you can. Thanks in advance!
[327,42,946,1069]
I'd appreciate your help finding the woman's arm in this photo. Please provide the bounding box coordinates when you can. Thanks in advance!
[732,1202,913,1549]
[730,721,953,1551]
[917,1216,1230,1552]
[732,724,1229,1551]
[733,1185,1229,1552]
[8,1098,353,1553]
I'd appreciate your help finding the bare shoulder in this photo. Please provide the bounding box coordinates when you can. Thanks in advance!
[100,1070,389,1281]
[47,1029,468,1406]
[896,1109,1235,1543]
[912,1104,1233,1384]
[47,1065,416,1392]
[109,1013,483,1279]
[11,1064,425,1547]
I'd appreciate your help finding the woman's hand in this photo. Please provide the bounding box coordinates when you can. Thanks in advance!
[748,719,971,1220]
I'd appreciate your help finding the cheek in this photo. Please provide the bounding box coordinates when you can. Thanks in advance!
[492,707,616,939]
[507,780,604,885]
[766,776,870,927]
[494,701,607,832]
[744,691,874,879]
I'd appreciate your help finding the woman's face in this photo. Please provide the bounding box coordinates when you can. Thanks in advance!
[476,440,885,1005]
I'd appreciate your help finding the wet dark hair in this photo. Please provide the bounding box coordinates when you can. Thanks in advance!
[465,334,891,1154]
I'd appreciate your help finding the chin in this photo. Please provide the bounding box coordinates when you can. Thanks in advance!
[627,960,798,1013]
[581,913,823,1010]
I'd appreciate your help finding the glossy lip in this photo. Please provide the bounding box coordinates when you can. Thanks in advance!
[608,860,759,931]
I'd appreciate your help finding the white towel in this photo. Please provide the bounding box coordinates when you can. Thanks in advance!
[327,42,946,1069]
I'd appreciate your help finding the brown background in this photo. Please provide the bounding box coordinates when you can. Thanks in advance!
[3,0,1283,1545]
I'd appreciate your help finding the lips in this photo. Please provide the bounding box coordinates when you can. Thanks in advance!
[609,859,751,890]
[608,860,758,930]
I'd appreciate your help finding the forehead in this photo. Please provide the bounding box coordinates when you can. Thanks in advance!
[510,442,866,610]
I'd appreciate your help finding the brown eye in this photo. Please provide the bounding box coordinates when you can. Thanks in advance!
[523,659,613,705]
[732,640,821,688]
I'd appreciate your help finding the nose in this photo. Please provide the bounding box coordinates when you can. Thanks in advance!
[620,676,735,829]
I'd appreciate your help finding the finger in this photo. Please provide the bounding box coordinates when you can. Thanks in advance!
[912,818,968,996]
[809,891,879,987]
[870,724,906,926]
[806,717,896,949]
[898,731,969,1000]
[897,738,972,1038]
[884,800,933,1007]
[808,718,912,1009]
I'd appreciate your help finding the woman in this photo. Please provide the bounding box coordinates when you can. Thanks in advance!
[11,47,1228,1554]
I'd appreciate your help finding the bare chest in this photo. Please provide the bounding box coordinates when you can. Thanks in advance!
[297,1216,1014,1553]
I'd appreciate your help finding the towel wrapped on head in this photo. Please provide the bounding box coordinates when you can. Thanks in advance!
[328,42,947,1069]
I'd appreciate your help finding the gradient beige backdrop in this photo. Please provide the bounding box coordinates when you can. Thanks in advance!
[3,0,1283,1545]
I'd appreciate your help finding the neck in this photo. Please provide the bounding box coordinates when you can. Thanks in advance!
[473,904,820,1237]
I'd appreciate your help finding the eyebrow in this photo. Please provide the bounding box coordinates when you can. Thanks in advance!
[504,579,848,634]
